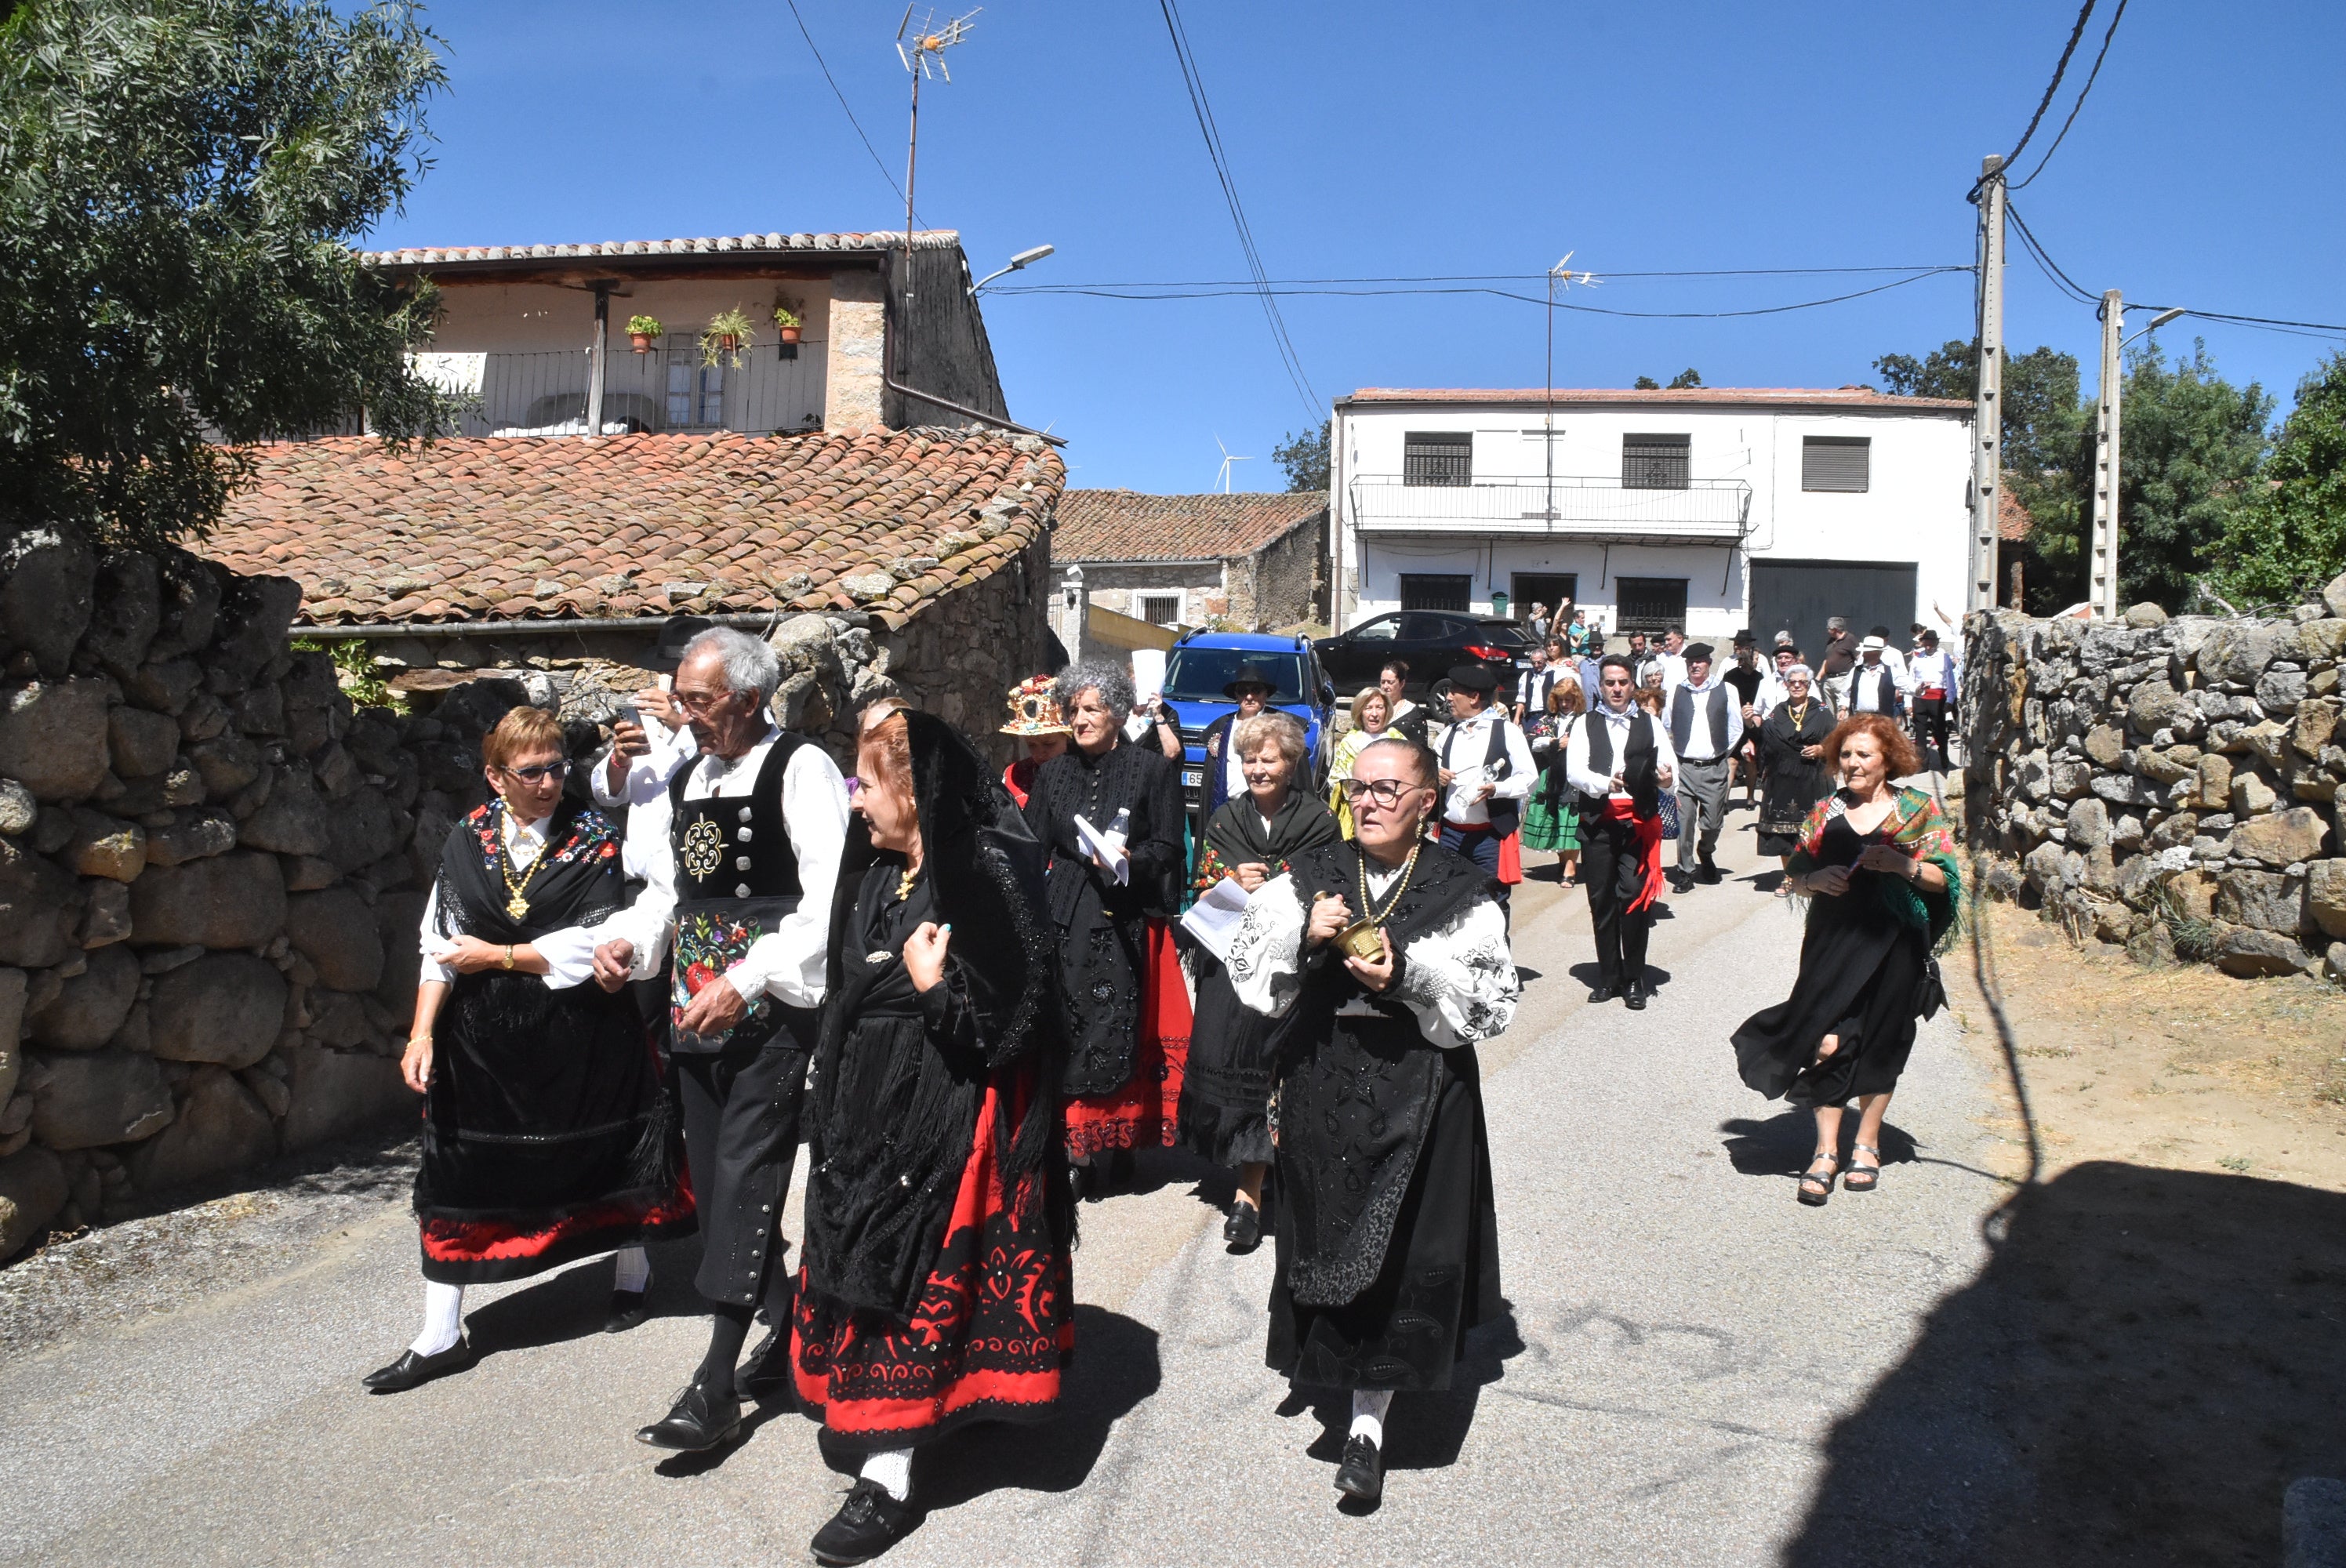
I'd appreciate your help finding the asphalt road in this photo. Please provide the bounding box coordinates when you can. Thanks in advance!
[0,823,2008,1567]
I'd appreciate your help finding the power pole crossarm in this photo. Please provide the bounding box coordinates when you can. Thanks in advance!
[1968,155,2006,614]
[2091,289,2123,619]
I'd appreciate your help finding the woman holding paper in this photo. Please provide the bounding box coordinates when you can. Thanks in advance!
[1180,711,1337,1251]
[1024,661,1190,1200]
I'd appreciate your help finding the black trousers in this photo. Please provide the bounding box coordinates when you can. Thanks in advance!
[1582,809,1651,987]
[1912,696,1952,771]
[673,1004,816,1308]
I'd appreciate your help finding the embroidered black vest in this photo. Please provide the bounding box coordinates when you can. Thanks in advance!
[665,732,812,1054]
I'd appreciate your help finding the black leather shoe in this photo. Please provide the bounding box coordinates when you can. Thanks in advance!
[604,1289,651,1334]
[1335,1434,1384,1503]
[1222,1200,1262,1253]
[810,1478,917,1565]
[1589,983,1618,1004]
[736,1323,794,1404]
[1696,862,1723,884]
[1668,869,1694,894]
[635,1377,743,1452]
[362,1336,478,1393]
[1625,981,1648,1011]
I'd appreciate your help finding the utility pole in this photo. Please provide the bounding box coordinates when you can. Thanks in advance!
[2090,289,2123,619]
[585,282,610,437]
[1967,154,2006,614]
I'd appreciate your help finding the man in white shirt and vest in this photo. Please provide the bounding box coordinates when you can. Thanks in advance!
[1908,626,1957,773]
[1566,655,1678,1008]
[1666,642,1734,891]
[1513,642,1562,728]
[590,628,851,1455]
[1846,634,1909,721]
[1438,662,1536,909]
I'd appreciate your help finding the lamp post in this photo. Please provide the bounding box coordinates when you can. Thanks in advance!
[972,244,1055,294]
[2090,298,2187,619]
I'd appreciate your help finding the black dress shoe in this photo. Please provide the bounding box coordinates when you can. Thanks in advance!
[361,1336,478,1393]
[1624,981,1647,1011]
[810,1478,917,1565]
[604,1290,650,1334]
[736,1323,794,1404]
[1667,869,1694,894]
[1695,858,1723,884]
[635,1377,743,1452]
[1589,983,1618,1004]
[1335,1433,1384,1503]
[1222,1200,1262,1253]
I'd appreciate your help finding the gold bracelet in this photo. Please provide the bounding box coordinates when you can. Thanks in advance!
[501,945,516,970]
[406,1034,432,1048]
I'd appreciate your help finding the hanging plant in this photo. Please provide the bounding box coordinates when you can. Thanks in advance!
[772,299,804,346]
[626,314,663,353]
[699,305,758,368]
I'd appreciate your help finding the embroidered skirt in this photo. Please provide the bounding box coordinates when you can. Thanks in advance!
[1063,918,1190,1160]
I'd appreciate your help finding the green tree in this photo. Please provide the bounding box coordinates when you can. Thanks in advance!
[1632,369,1702,390]
[2090,342,2272,610]
[0,0,450,550]
[2211,352,2346,609]
[1273,418,1328,492]
[1633,376,1660,390]
[1873,339,2085,484]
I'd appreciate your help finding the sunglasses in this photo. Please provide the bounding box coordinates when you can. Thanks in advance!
[499,760,572,784]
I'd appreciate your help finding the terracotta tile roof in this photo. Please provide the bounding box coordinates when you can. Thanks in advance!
[1999,485,2036,543]
[1054,490,1326,564]
[205,429,1062,633]
[1340,386,1973,412]
[361,230,958,269]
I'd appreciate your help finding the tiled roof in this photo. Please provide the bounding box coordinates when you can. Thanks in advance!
[360,230,958,268]
[1340,386,1973,412]
[1999,485,2036,543]
[1054,490,1325,564]
[205,429,1062,633]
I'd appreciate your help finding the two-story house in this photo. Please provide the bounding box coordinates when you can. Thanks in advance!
[1329,387,1973,653]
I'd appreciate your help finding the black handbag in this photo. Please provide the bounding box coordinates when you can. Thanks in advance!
[1915,955,1946,1021]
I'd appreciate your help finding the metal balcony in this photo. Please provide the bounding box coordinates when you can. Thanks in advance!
[1346,474,1752,543]
[394,343,827,438]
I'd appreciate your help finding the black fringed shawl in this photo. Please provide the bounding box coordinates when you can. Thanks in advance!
[801,711,1067,1323]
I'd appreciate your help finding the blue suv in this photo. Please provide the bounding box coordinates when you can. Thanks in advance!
[1156,630,1337,807]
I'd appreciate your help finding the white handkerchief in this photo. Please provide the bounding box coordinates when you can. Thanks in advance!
[1073,812,1131,886]
[1178,877,1251,963]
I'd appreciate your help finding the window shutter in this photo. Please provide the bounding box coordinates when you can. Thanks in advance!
[1802,436,1870,492]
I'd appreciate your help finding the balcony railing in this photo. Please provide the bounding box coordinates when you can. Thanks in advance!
[1346,474,1751,541]
[411,344,828,437]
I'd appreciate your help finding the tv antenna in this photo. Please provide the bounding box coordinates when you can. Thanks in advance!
[1214,436,1252,493]
[895,7,979,254]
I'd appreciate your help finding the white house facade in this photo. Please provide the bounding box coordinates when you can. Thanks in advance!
[1329,387,1974,653]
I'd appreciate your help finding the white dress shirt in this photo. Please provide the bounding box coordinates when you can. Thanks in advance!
[1516,666,1560,716]
[592,713,698,810]
[605,726,849,1007]
[1565,702,1679,800]
[417,809,600,989]
[1438,707,1536,827]
[1671,675,1733,762]
[1847,659,1912,714]
[1909,648,1955,695]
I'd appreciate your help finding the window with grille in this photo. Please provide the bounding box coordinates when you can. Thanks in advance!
[1614,576,1688,634]
[666,357,724,428]
[1402,431,1473,487]
[1622,433,1690,490]
[1399,574,1472,612]
[1137,593,1181,627]
[1802,435,1871,492]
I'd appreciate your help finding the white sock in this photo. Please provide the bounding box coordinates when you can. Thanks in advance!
[859,1446,914,1503]
[1349,1388,1393,1447]
[613,1245,651,1294]
[411,1280,465,1356]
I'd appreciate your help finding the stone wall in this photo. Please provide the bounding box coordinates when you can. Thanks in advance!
[1226,508,1328,630]
[1962,581,2346,982]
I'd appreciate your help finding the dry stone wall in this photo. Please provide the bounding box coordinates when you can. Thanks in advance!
[1962,579,2346,982]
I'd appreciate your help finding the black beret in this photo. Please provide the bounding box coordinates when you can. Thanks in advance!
[1683,642,1715,662]
[1447,662,1501,692]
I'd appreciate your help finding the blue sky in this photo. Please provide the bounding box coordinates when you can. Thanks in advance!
[372,0,2346,492]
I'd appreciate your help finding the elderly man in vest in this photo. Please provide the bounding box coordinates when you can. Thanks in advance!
[1666,641,1735,891]
[1437,662,1536,909]
[590,627,850,1455]
[1567,655,1678,1008]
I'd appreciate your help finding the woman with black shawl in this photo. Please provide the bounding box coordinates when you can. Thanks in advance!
[1180,710,1338,1253]
[363,706,689,1395]
[1754,662,1834,873]
[1023,659,1190,1198]
[790,702,1072,1564]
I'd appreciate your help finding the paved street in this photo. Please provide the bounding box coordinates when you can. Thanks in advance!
[0,830,2008,1568]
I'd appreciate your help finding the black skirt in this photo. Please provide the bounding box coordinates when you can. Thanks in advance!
[1177,953,1279,1168]
[1732,873,1929,1107]
[1266,1046,1502,1392]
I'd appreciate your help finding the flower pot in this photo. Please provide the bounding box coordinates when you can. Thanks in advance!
[719,334,739,354]
[630,332,655,353]
[779,325,801,345]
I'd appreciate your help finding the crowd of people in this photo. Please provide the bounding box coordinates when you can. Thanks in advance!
[366,608,1962,1559]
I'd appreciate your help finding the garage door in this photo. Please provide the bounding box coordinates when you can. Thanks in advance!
[1747,560,1918,660]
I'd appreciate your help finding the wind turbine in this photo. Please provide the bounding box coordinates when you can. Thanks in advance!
[1214,436,1252,494]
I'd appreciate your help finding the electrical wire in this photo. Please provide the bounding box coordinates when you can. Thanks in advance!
[1156,0,1320,415]
[783,0,910,212]
[2000,0,2098,172]
[990,268,1963,318]
[2004,200,2101,306]
[2009,0,2129,191]
[2010,199,2346,341]
[993,265,1971,289]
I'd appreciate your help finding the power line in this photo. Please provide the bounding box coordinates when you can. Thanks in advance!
[1156,0,1319,415]
[992,268,1965,318]
[990,264,1972,288]
[2003,0,2098,169]
[783,0,910,211]
[2004,200,2100,305]
[2009,199,2346,340]
[2010,0,2129,190]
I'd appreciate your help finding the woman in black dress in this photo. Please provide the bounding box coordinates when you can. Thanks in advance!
[1732,713,1961,1206]
[1179,710,1337,1251]
[1022,660,1189,1198]
[1754,662,1834,873]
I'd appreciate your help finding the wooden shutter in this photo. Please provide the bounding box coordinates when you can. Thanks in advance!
[1802,436,1870,492]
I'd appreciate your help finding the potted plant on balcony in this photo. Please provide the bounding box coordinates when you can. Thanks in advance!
[699,305,757,368]
[772,300,804,346]
[626,314,663,353]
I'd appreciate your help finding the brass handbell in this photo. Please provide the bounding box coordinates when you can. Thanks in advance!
[1333,917,1387,963]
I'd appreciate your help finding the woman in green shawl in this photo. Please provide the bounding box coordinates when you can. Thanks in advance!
[1731,713,1960,1206]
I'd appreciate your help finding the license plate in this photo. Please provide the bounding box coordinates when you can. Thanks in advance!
[1182,767,1204,789]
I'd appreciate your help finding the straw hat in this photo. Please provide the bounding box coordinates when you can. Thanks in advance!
[999,674,1072,736]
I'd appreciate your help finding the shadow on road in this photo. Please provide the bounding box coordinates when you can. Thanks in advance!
[1782,1161,2346,1566]
[1565,962,1676,996]
[1276,1304,1526,1504]
[1718,1111,1921,1178]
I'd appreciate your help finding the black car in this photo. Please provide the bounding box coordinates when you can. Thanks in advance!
[1314,611,1536,697]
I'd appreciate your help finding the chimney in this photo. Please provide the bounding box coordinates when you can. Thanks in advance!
[823,268,886,431]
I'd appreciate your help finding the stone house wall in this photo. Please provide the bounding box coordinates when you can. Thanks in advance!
[1961,589,2346,982]
[1226,508,1327,630]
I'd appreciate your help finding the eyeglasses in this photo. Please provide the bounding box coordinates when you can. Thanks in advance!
[1341,778,1426,808]
[499,760,572,784]
[670,686,736,715]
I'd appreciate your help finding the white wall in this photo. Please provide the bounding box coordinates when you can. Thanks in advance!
[1333,398,1970,637]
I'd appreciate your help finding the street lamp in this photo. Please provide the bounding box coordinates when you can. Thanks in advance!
[2123,306,2188,350]
[971,244,1055,294]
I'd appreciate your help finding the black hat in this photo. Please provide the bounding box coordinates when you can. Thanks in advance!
[1732,629,1755,648]
[1683,641,1716,662]
[1221,664,1280,699]
[1447,662,1501,693]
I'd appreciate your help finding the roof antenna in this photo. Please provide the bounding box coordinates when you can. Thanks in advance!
[1214,435,1252,493]
[892,7,978,389]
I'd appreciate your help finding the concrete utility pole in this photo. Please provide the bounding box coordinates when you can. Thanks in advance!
[1968,155,2006,613]
[2090,289,2124,619]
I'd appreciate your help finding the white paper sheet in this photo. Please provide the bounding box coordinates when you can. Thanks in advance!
[1073,810,1131,885]
[1179,876,1251,962]
[1130,649,1167,706]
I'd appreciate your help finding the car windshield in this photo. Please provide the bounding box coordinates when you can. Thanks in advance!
[1162,648,1309,704]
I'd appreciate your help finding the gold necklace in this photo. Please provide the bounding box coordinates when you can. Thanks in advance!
[896,862,919,902]
[1787,699,1810,730]
[498,803,548,920]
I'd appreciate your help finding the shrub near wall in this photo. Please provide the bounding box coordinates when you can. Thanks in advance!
[0,533,426,1258]
[1962,577,2346,983]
